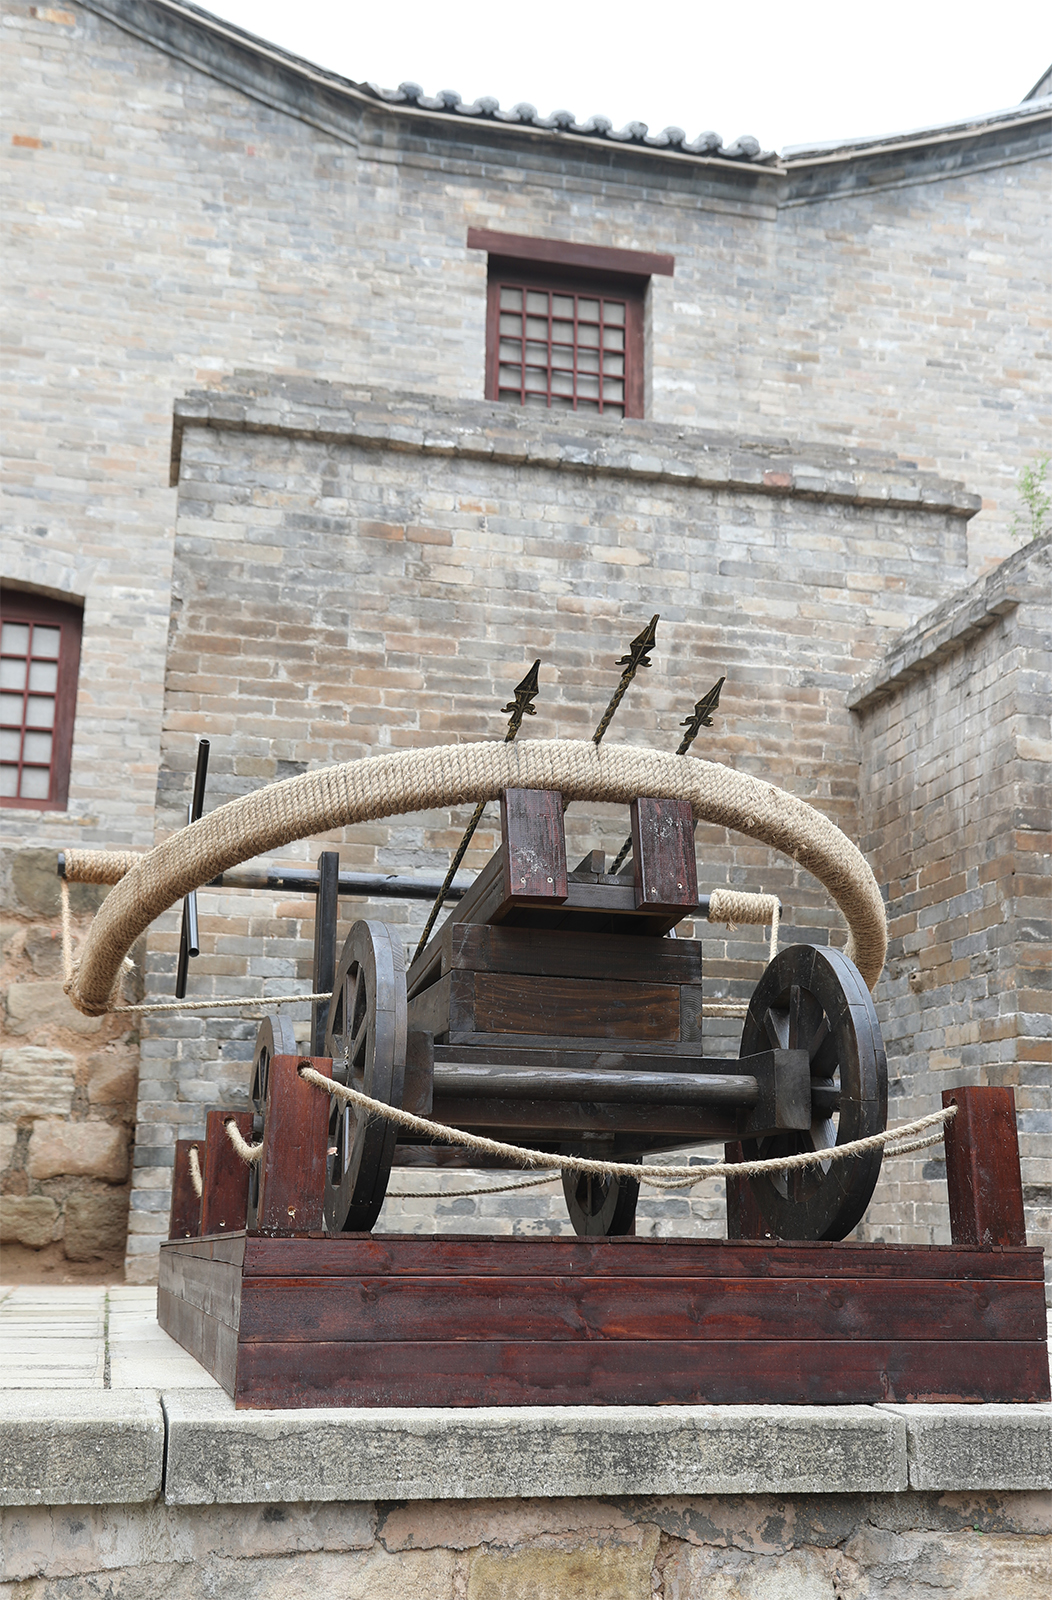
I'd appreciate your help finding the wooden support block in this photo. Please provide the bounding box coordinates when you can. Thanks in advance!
[200,1109,254,1238]
[499,788,568,907]
[724,1141,774,1240]
[631,797,699,914]
[943,1086,1027,1248]
[250,1057,332,1236]
[168,1138,202,1240]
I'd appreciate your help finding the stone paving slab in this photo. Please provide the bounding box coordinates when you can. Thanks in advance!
[1,1288,1050,1508]
[880,1402,1052,1491]
[0,1391,164,1507]
[160,1393,909,1504]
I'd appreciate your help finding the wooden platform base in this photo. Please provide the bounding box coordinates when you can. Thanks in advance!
[157,1232,1051,1409]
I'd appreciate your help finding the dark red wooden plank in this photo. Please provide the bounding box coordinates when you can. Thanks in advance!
[449,923,703,984]
[724,1140,772,1241]
[499,788,568,907]
[252,1055,330,1235]
[943,1085,1028,1248]
[466,227,676,279]
[630,796,699,914]
[232,1337,1051,1409]
[200,1110,253,1237]
[236,1273,1045,1346]
[168,1139,202,1240]
[470,972,682,1040]
[237,1233,1047,1280]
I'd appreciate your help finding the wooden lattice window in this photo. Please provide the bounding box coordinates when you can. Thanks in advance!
[0,590,82,811]
[472,231,673,423]
[486,273,644,418]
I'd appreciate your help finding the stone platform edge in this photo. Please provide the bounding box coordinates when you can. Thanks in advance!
[1,1390,1049,1508]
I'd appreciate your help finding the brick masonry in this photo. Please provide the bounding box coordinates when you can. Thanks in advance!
[1,0,1049,1277]
[850,533,1051,1287]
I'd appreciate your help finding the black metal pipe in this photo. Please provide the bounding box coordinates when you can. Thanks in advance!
[204,867,474,901]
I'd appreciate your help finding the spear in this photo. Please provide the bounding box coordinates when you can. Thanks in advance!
[175,738,210,997]
[589,615,659,747]
[608,675,725,875]
[412,661,542,963]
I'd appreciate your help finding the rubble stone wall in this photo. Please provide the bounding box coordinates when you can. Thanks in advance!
[0,856,141,1273]
[5,1489,1050,1597]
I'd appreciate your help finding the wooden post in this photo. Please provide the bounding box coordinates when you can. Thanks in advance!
[630,796,699,915]
[943,1086,1027,1247]
[200,1109,254,1237]
[499,788,568,907]
[251,1056,332,1235]
[168,1138,202,1240]
[724,1141,773,1240]
[310,850,340,1056]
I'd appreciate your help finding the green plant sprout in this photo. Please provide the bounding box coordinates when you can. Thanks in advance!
[1010,454,1051,541]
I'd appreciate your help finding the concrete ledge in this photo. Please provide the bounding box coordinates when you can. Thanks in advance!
[161,1393,907,1505]
[880,1403,1052,1491]
[0,1392,164,1507]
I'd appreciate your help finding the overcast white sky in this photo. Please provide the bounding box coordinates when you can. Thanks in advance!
[201,0,1050,152]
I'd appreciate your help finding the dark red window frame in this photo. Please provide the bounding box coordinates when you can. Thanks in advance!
[485,262,645,419]
[472,231,674,423]
[0,589,83,811]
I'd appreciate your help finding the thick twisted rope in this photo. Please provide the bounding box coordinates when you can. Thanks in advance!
[222,1091,953,1192]
[292,1069,953,1185]
[187,1144,203,1198]
[63,741,887,1016]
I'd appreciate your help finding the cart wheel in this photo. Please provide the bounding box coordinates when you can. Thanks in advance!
[323,920,407,1233]
[245,1013,298,1229]
[562,1166,640,1237]
[738,944,887,1241]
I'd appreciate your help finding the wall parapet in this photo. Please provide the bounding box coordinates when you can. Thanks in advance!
[848,532,1049,713]
[171,379,982,518]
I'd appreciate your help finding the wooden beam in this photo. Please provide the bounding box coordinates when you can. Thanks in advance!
[943,1086,1027,1247]
[200,1109,254,1238]
[168,1138,202,1240]
[499,788,568,908]
[630,796,699,915]
[251,1057,331,1236]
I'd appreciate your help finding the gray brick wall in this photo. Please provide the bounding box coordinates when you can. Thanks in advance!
[851,534,1051,1287]
[3,0,1047,1278]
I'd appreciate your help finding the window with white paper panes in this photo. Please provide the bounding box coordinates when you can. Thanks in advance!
[0,592,82,811]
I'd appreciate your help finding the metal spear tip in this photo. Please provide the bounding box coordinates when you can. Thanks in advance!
[501,658,541,715]
[682,675,726,730]
[615,614,659,668]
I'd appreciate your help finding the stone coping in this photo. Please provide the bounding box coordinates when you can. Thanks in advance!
[2,1288,1049,1507]
[2,1391,1049,1508]
[848,530,1049,712]
[169,376,981,517]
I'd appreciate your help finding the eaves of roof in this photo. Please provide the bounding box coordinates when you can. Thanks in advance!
[77,0,1051,198]
[77,0,783,173]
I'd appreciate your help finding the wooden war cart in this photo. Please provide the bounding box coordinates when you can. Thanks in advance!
[151,784,1047,1409]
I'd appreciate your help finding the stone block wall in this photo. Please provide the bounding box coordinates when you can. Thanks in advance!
[0,852,142,1274]
[2,0,1047,868]
[850,534,1051,1280]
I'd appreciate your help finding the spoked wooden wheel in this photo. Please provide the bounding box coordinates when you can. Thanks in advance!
[245,1014,297,1230]
[323,920,407,1233]
[738,944,887,1241]
[562,1164,640,1237]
